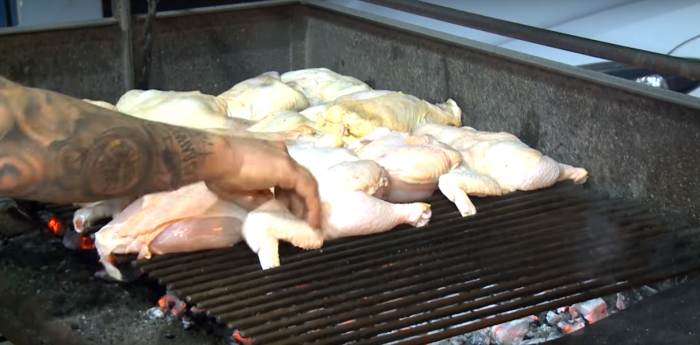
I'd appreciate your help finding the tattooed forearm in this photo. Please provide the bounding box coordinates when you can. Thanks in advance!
[0,77,218,203]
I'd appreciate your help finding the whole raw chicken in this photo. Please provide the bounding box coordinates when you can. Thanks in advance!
[413,123,589,216]
[114,88,254,131]
[281,68,372,103]
[83,146,431,280]
[322,90,463,138]
[92,182,323,280]
[218,71,310,120]
[287,146,433,240]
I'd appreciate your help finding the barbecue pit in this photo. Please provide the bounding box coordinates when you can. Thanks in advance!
[2,1,700,344]
[1,181,697,345]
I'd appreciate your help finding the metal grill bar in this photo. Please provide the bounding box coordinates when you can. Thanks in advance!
[236,218,658,335]
[130,183,700,345]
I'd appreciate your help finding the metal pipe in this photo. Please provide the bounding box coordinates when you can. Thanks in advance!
[358,0,700,80]
[137,0,159,90]
[113,0,135,92]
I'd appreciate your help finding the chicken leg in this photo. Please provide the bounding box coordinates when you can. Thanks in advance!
[438,167,502,216]
[243,199,324,269]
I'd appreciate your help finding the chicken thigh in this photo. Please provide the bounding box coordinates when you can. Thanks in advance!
[322,91,463,138]
[218,71,310,120]
[281,68,372,102]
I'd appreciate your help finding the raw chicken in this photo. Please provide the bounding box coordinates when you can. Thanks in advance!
[281,68,372,102]
[83,99,117,111]
[300,102,333,122]
[287,146,360,177]
[218,71,310,120]
[115,89,240,130]
[334,90,394,103]
[88,147,432,278]
[316,161,431,240]
[73,197,133,233]
[413,123,589,215]
[246,109,342,137]
[353,127,464,202]
[287,147,433,240]
[322,91,463,138]
[93,182,323,280]
[285,133,345,148]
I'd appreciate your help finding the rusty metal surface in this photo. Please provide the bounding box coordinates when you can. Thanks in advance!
[133,183,700,345]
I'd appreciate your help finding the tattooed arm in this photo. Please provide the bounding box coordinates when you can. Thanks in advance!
[0,77,321,227]
[0,77,222,202]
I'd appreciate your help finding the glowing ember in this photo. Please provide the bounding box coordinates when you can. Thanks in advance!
[47,216,66,236]
[158,292,187,316]
[232,330,253,344]
[80,235,95,250]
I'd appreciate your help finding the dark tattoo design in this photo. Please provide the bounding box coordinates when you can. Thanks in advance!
[152,125,212,191]
[0,77,215,203]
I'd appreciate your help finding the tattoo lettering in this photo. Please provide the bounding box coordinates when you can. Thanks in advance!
[153,125,211,190]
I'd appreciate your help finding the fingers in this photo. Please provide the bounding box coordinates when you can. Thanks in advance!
[296,165,321,229]
[276,162,321,229]
[275,188,306,220]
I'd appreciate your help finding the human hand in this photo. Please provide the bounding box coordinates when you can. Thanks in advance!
[203,136,321,228]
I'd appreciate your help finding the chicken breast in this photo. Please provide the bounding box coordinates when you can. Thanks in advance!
[323,91,463,138]
[114,89,238,130]
[218,71,310,120]
[281,68,372,102]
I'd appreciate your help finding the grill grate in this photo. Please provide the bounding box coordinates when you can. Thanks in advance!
[47,183,700,345]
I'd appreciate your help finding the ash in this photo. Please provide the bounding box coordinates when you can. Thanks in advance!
[0,212,229,345]
[411,280,688,345]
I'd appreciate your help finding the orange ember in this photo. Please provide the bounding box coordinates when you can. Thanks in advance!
[233,330,252,344]
[563,324,571,333]
[80,236,95,250]
[47,217,65,235]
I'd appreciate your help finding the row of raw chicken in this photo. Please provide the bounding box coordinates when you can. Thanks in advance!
[74,68,588,281]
